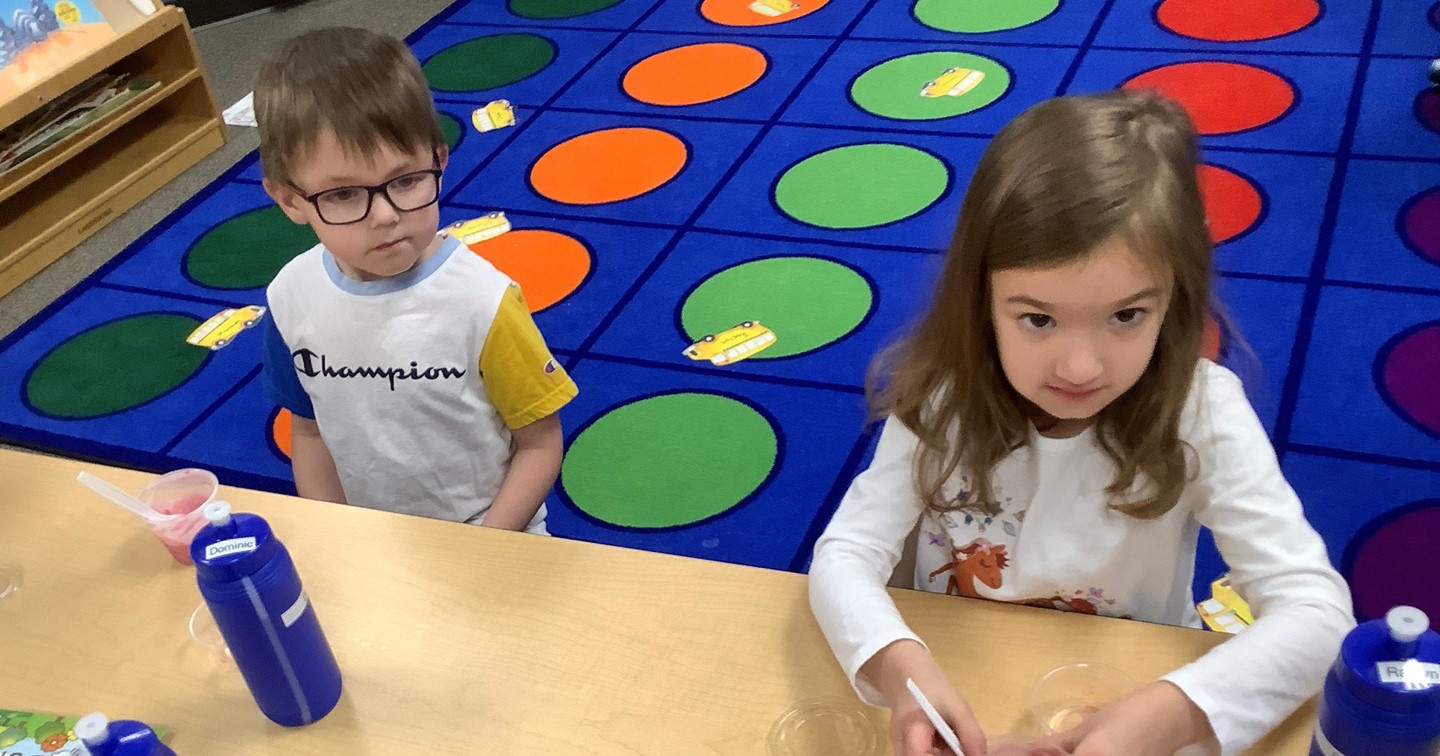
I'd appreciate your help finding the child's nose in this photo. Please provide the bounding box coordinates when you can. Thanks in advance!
[369,193,402,226]
[1055,340,1103,386]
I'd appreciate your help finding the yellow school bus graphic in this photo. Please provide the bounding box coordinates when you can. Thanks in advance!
[472,100,517,132]
[749,0,799,17]
[446,212,512,244]
[683,321,777,366]
[187,305,267,350]
[920,67,986,98]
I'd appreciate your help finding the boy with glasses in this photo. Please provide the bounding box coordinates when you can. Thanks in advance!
[256,27,576,532]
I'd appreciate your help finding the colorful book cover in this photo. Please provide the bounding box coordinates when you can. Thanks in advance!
[0,710,170,755]
[1,1,118,103]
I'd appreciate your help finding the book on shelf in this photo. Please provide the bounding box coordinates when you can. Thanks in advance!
[0,70,158,175]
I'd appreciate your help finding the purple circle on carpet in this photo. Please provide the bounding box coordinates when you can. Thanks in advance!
[1400,188,1440,265]
[1378,322,1440,436]
[1418,89,1440,134]
[1432,1,1440,31]
[1346,501,1440,622]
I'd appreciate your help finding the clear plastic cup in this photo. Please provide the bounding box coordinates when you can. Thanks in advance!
[139,468,218,565]
[768,697,883,756]
[189,603,232,665]
[0,562,21,605]
[1028,662,1136,736]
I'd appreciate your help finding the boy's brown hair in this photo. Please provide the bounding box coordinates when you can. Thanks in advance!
[872,90,1219,521]
[254,27,445,183]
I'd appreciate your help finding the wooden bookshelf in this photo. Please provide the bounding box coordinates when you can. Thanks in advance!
[0,6,225,298]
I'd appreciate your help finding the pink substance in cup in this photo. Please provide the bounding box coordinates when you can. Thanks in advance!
[155,517,210,564]
[140,469,218,565]
[154,492,210,516]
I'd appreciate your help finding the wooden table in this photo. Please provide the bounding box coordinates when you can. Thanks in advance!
[0,449,1312,754]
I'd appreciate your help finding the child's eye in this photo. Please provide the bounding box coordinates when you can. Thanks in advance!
[1111,308,1147,327]
[326,188,360,202]
[1019,313,1054,331]
[392,175,423,190]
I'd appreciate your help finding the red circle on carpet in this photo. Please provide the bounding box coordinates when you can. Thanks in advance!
[1346,501,1440,623]
[1401,188,1440,266]
[1379,323,1440,436]
[1124,62,1295,135]
[1156,0,1320,42]
[1198,164,1262,244]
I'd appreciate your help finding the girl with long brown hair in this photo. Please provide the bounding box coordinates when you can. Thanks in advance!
[808,91,1352,756]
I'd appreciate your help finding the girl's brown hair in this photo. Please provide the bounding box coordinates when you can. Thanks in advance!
[873,90,1213,520]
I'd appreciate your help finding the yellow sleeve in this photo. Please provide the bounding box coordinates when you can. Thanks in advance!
[479,284,578,429]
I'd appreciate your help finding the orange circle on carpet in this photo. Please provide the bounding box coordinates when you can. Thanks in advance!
[468,230,592,312]
[531,127,688,205]
[623,43,768,106]
[1124,62,1294,135]
[1198,163,1262,244]
[272,408,293,460]
[700,0,830,27]
[1157,0,1319,42]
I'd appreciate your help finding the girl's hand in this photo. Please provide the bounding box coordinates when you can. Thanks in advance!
[1028,681,1213,756]
[860,640,988,755]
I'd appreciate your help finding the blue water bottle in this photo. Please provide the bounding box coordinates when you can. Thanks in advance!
[1312,606,1440,755]
[191,501,342,726]
[74,713,175,756]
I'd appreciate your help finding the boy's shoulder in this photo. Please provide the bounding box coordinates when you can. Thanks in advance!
[266,241,328,302]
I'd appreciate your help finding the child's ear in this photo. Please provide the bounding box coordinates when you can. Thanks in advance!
[263,178,311,225]
[436,145,451,171]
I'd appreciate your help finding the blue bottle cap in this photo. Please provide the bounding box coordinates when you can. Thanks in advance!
[190,502,278,581]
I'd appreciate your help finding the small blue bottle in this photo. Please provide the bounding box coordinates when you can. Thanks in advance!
[74,713,175,756]
[1312,606,1440,755]
[191,501,342,726]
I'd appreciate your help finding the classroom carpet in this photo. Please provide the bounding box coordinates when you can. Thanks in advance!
[1,0,1437,620]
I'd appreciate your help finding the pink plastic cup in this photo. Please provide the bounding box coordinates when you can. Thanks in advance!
[139,469,218,565]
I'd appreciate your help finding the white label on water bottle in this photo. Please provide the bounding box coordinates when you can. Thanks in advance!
[1376,660,1440,689]
[281,590,309,628]
[205,537,257,560]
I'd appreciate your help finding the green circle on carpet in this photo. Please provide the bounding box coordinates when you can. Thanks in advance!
[439,112,463,150]
[510,0,622,19]
[914,0,1059,32]
[27,314,208,419]
[423,34,556,93]
[775,143,949,229]
[681,257,873,358]
[561,393,777,528]
[851,52,1010,120]
[185,206,318,290]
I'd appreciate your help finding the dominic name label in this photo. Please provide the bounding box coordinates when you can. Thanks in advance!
[205,537,258,560]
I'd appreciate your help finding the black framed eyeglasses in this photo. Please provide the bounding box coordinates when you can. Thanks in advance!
[287,152,443,226]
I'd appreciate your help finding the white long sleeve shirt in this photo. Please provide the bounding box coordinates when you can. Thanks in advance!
[809,360,1354,754]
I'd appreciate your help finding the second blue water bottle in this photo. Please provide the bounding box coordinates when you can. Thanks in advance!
[191,501,342,727]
